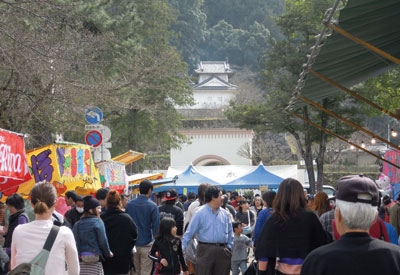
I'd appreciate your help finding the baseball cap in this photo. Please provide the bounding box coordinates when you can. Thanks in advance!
[334,175,379,206]
[164,189,178,201]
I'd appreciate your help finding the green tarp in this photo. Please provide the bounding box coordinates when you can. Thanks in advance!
[290,0,400,108]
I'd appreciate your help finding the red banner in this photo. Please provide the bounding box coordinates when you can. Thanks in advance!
[0,129,31,195]
[383,150,400,184]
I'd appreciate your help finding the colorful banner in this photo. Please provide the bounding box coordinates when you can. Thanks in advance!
[9,143,102,200]
[383,150,400,184]
[96,161,127,191]
[0,129,32,196]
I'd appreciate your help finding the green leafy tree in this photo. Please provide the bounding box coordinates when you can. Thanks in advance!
[200,0,284,69]
[73,0,194,169]
[203,0,283,32]
[0,0,194,167]
[0,0,104,147]
[168,0,207,72]
[204,20,271,68]
[358,66,400,115]
[226,0,362,193]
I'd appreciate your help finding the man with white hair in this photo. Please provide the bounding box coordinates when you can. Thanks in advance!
[301,175,400,275]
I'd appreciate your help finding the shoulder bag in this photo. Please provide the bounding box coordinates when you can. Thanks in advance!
[8,225,60,275]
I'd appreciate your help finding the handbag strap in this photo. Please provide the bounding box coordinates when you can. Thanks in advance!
[43,225,60,251]
[247,210,251,227]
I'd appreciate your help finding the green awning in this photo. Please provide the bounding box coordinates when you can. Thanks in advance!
[288,0,400,109]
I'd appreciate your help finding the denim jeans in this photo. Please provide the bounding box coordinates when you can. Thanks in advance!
[231,259,248,275]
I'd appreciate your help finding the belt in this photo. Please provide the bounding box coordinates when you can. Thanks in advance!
[198,241,227,246]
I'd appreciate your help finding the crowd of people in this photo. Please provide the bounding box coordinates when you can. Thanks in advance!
[0,174,400,275]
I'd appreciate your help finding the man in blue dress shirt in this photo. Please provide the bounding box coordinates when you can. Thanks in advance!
[182,185,233,275]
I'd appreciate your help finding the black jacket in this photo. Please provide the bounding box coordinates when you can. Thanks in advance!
[64,206,83,228]
[255,209,329,260]
[149,237,188,274]
[159,203,184,236]
[301,232,400,275]
[4,210,28,249]
[101,207,137,274]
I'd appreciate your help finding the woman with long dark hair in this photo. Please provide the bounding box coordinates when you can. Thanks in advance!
[101,190,137,275]
[235,200,255,238]
[255,178,330,275]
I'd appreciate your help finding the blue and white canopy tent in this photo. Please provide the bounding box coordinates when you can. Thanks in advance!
[153,163,286,194]
[222,163,284,191]
[153,165,220,193]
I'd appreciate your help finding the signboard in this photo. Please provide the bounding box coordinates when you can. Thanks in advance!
[84,124,111,143]
[0,129,32,195]
[101,126,112,142]
[93,147,111,162]
[85,107,103,124]
[85,130,103,147]
[85,124,104,131]
[383,150,400,184]
[0,129,26,180]
[97,161,127,187]
[2,143,102,201]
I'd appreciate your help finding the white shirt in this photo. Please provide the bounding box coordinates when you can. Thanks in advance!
[11,219,79,275]
[184,200,200,228]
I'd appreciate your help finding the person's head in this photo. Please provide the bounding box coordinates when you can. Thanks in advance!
[334,175,379,234]
[30,181,57,215]
[188,192,196,201]
[139,179,153,196]
[120,194,129,208]
[232,221,242,235]
[312,192,330,216]
[6,193,25,214]
[197,183,210,204]
[83,196,101,217]
[382,195,391,206]
[262,191,276,208]
[238,200,250,213]
[221,194,229,208]
[163,188,178,204]
[273,178,307,222]
[96,188,109,207]
[75,195,84,213]
[306,194,315,208]
[231,191,239,200]
[180,195,187,203]
[65,190,77,206]
[205,185,223,210]
[157,217,177,239]
[252,195,263,207]
[106,190,122,210]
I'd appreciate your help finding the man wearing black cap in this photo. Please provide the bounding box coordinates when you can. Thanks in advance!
[159,188,184,237]
[301,175,400,275]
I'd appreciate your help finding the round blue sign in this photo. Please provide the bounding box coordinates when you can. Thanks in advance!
[85,107,103,124]
[85,130,103,147]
